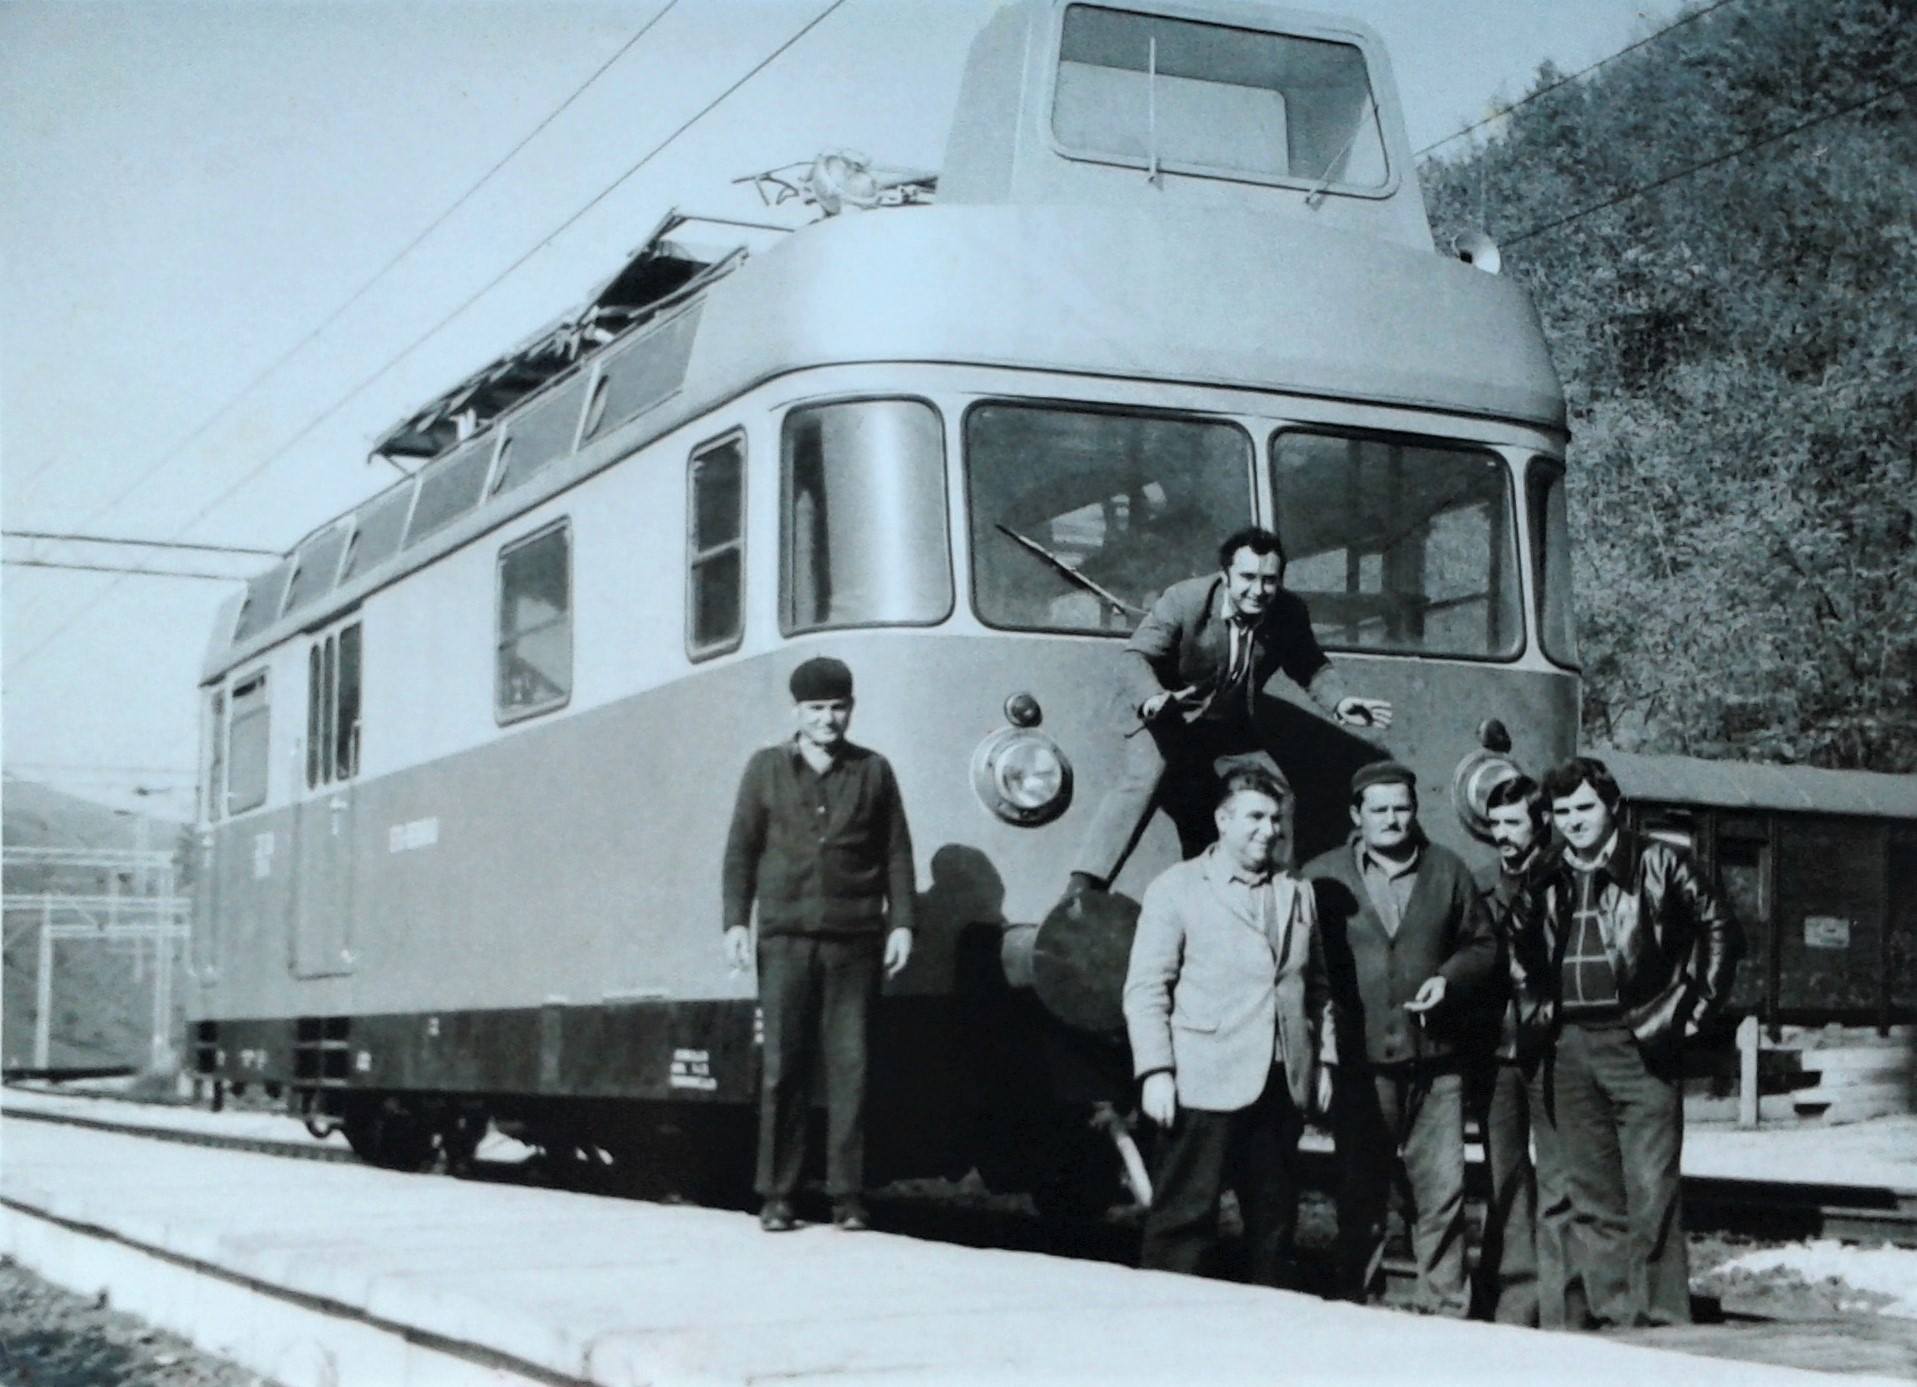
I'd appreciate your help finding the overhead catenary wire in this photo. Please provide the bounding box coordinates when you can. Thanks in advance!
[1415,0,1747,158]
[3,0,850,683]
[3,558,245,583]
[1505,76,1917,246]
[7,0,682,521]
[3,530,278,557]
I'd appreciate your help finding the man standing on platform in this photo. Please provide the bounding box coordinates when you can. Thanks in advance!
[1470,774,1571,1325]
[1307,761,1495,1317]
[1123,766,1329,1287]
[1062,527,1393,901]
[722,656,915,1234]
[1518,756,1739,1327]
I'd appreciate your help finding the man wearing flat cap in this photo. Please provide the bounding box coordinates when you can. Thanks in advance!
[1305,761,1495,1316]
[722,656,915,1233]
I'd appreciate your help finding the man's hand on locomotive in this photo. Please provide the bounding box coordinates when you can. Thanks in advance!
[1335,696,1395,730]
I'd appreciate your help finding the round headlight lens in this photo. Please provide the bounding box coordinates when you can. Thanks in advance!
[971,727,1073,826]
[996,737,1064,810]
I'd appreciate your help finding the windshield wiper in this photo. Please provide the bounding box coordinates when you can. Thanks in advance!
[995,523,1146,619]
[1305,93,1375,208]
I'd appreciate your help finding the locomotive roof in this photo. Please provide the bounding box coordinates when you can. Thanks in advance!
[207,0,1568,681]
[1604,749,1917,821]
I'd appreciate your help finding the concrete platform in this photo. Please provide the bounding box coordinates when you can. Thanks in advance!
[4,1114,1909,1387]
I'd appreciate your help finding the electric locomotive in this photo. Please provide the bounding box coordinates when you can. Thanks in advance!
[189,0,1574,1197]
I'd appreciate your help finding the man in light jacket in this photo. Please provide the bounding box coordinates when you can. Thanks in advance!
[1122,765,1330,1287]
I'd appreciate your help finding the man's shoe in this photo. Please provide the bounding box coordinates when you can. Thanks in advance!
[831,1198,871,1231]
[759,1199,797,1232]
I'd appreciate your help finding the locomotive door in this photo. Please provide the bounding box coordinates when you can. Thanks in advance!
[292,619,362,977]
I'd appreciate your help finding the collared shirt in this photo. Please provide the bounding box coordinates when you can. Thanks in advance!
[1204,589,1262,720]
[1204,847,1301,1065]
[720,737,916,938]
[1356,841,1421,939]
[1218,857,1278,931]
[1563,830,1619,876]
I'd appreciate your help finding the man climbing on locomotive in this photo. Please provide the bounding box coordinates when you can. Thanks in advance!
[1060,526,1393,902]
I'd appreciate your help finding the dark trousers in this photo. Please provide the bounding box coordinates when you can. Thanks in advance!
[1074,717,1273,883]
[1552,1021,1691,1327]
[1469,1057,1574,1326]
[754,933,883,1200]
[1142,1071,1304,1287]
[1334,1065,1469,1317]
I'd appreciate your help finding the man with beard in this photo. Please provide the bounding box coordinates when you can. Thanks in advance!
[1471,774,1571,1325]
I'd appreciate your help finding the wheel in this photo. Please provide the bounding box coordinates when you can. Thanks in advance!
[341,1099,436,1171]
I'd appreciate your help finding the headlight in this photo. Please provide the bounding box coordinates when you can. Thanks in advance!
[971,727,1073,826]
[1451,748,1521,842]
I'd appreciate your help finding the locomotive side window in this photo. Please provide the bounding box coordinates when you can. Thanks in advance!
[203,688,225,823]
[1527,459,1579,668]
[781,400,951,634]
[967,403,1251,634]
[1053,5,1386,190]
[406,436,493,548]
[227,671,271,815]
[304,623,363,788]
[336,623,363,778]
[234,560,292,644]
[493,374,589,497]
[496,522,572,722]
[1273,430,1522,660]
[282,523,349,619]
[687,435,745,658]
[340,481,415,582]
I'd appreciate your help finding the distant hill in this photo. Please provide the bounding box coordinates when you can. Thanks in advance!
[1421,0,1916,771]
[3,775,184,853]
[3,775,190,1073]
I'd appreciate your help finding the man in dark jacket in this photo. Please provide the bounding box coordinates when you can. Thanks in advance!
[1066,527,1392,896]
[1469,774,1570,1326]
[721,656,915,1233]
[1307,761,1495,1317]
[1515,756,1739,1327]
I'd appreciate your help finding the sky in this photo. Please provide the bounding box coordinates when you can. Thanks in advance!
[0,0,1687,818]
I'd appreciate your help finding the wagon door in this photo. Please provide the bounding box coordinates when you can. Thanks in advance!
[292,620,362,977]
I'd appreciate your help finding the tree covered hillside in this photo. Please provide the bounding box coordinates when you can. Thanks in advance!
[1421,0,1916,771]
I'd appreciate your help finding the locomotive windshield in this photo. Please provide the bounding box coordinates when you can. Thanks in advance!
[1272,431,1523,660]
[1053,4,1386,190]
[966,402,1253,633]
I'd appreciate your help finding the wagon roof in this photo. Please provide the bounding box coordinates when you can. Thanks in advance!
[1601,749,1917,821]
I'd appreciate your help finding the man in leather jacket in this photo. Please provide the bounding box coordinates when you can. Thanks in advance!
[1514,756,1740,1327]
